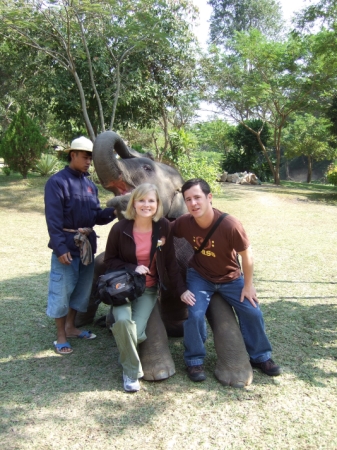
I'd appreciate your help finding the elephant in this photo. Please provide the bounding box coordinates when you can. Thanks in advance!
[76,131,253,388]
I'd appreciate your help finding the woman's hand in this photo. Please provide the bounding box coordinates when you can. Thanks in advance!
[135,265,150,275]
[180,290,196,306]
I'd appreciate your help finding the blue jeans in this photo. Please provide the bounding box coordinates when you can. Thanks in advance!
[184,268,272,366]
[46,253,95,318]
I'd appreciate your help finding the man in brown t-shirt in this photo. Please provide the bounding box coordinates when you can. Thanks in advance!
[172,178,281,382]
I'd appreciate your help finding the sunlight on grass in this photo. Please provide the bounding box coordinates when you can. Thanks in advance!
[0,174,336,449]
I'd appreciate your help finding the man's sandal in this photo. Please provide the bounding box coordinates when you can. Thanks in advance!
[53,341,73,355]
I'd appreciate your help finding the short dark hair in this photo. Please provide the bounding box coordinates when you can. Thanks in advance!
[67,150,92,162]
[181,178,211,198]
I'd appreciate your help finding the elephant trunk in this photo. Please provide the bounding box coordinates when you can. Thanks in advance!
[93,131,135,195]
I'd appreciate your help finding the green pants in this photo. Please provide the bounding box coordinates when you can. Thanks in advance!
[111,286,158,380]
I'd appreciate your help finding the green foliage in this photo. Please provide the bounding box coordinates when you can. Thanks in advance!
[283,114,335,160]
[1,0,198,140]
[2,165,10,176]
[203,28,337,184]
[326,162,337,186]
[0,107,47,179]
[232,120,271,155]
[209,0,283,45]
[222,147,273,181]
[34,153,60,177]
[283,113,337,182]
[222,120,273,181]
[167,128,197,164]
[177,151,222,194]
[87,165,100,184]
[325,94,337,136]
[191,119,235,153]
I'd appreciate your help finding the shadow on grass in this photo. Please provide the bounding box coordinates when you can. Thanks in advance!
[1,271,336,442]
[261,299,337,387]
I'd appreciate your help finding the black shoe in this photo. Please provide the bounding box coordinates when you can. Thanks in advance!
[250,358,282,376]
[187,365,206,382]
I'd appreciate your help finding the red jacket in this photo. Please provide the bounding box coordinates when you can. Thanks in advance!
[104,217,187,297]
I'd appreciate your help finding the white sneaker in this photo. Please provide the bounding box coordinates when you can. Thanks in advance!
[123,373,140,392]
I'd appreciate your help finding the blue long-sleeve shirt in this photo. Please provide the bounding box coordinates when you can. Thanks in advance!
[45,166,115,257]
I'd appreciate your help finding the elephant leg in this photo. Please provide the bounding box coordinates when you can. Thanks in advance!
[206,294,253,388]
[75,252,107,327]
[75,287,99,327]
[159,287,187,337]
[159,236,191,337]
[138,302,175,381]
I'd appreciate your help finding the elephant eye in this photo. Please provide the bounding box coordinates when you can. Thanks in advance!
[143,164,153,172]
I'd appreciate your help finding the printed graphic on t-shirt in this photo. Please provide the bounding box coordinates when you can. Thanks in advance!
[193,236,216,257]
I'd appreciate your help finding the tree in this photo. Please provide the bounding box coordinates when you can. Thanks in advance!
[326,94,337,136]
[203,29,337,184]
[208,0,283,45]
[282,113,336,183]
[224,119,273,180]
[0,0,198,142]
[296,0,337,31]
[0,39,52,136]
[0,107,47,178]
[191,119,235,153]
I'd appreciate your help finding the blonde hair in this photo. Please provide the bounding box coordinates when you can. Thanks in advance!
[123,183,164,222]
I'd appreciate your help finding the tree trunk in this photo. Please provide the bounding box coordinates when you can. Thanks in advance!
[285,159,290,180]
[274,170,280,185]
[307,156,312,183]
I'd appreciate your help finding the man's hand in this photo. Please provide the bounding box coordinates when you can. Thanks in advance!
[238,246,259,307]
[58,252,72,265]
[180,290,196,306]
[240,284,259,308]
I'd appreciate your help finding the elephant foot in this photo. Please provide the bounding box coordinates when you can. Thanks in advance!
[141,356,176,381]
[214,361,253,388]
[139,302,176,381]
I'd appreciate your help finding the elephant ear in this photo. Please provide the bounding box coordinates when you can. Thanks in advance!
[167,191,187,219]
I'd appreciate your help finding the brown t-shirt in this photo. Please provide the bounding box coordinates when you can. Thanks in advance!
[172,208,250,283]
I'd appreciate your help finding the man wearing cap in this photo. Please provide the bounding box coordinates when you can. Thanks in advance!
[45,136,115,355]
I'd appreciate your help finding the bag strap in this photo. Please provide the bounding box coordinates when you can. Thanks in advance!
[195,213,228,254]
[148,220,160,268]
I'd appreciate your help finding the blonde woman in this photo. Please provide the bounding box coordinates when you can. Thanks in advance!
[104,183,187,392]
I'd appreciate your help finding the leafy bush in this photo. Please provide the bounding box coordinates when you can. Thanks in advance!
[0,107,47,179]
[222,147,273,182]
[88,165,100,184]
[326,162,337,186]
[2,166,11,176]
[222,119,273,181]
[177,151,222,194]
[35,153,60,176]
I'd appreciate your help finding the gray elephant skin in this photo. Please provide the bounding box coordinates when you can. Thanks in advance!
[76,131,253,388]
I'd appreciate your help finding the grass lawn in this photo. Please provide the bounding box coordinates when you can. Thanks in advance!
[0,172,336,449]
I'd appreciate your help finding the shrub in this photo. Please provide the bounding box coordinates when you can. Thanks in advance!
[0,107,47,179]
[88,165,100,184]
[177,151,222,194]
[35,153,60,176]
[2,166,11,176]
[222,147,273,182]
[326,162,337,186]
